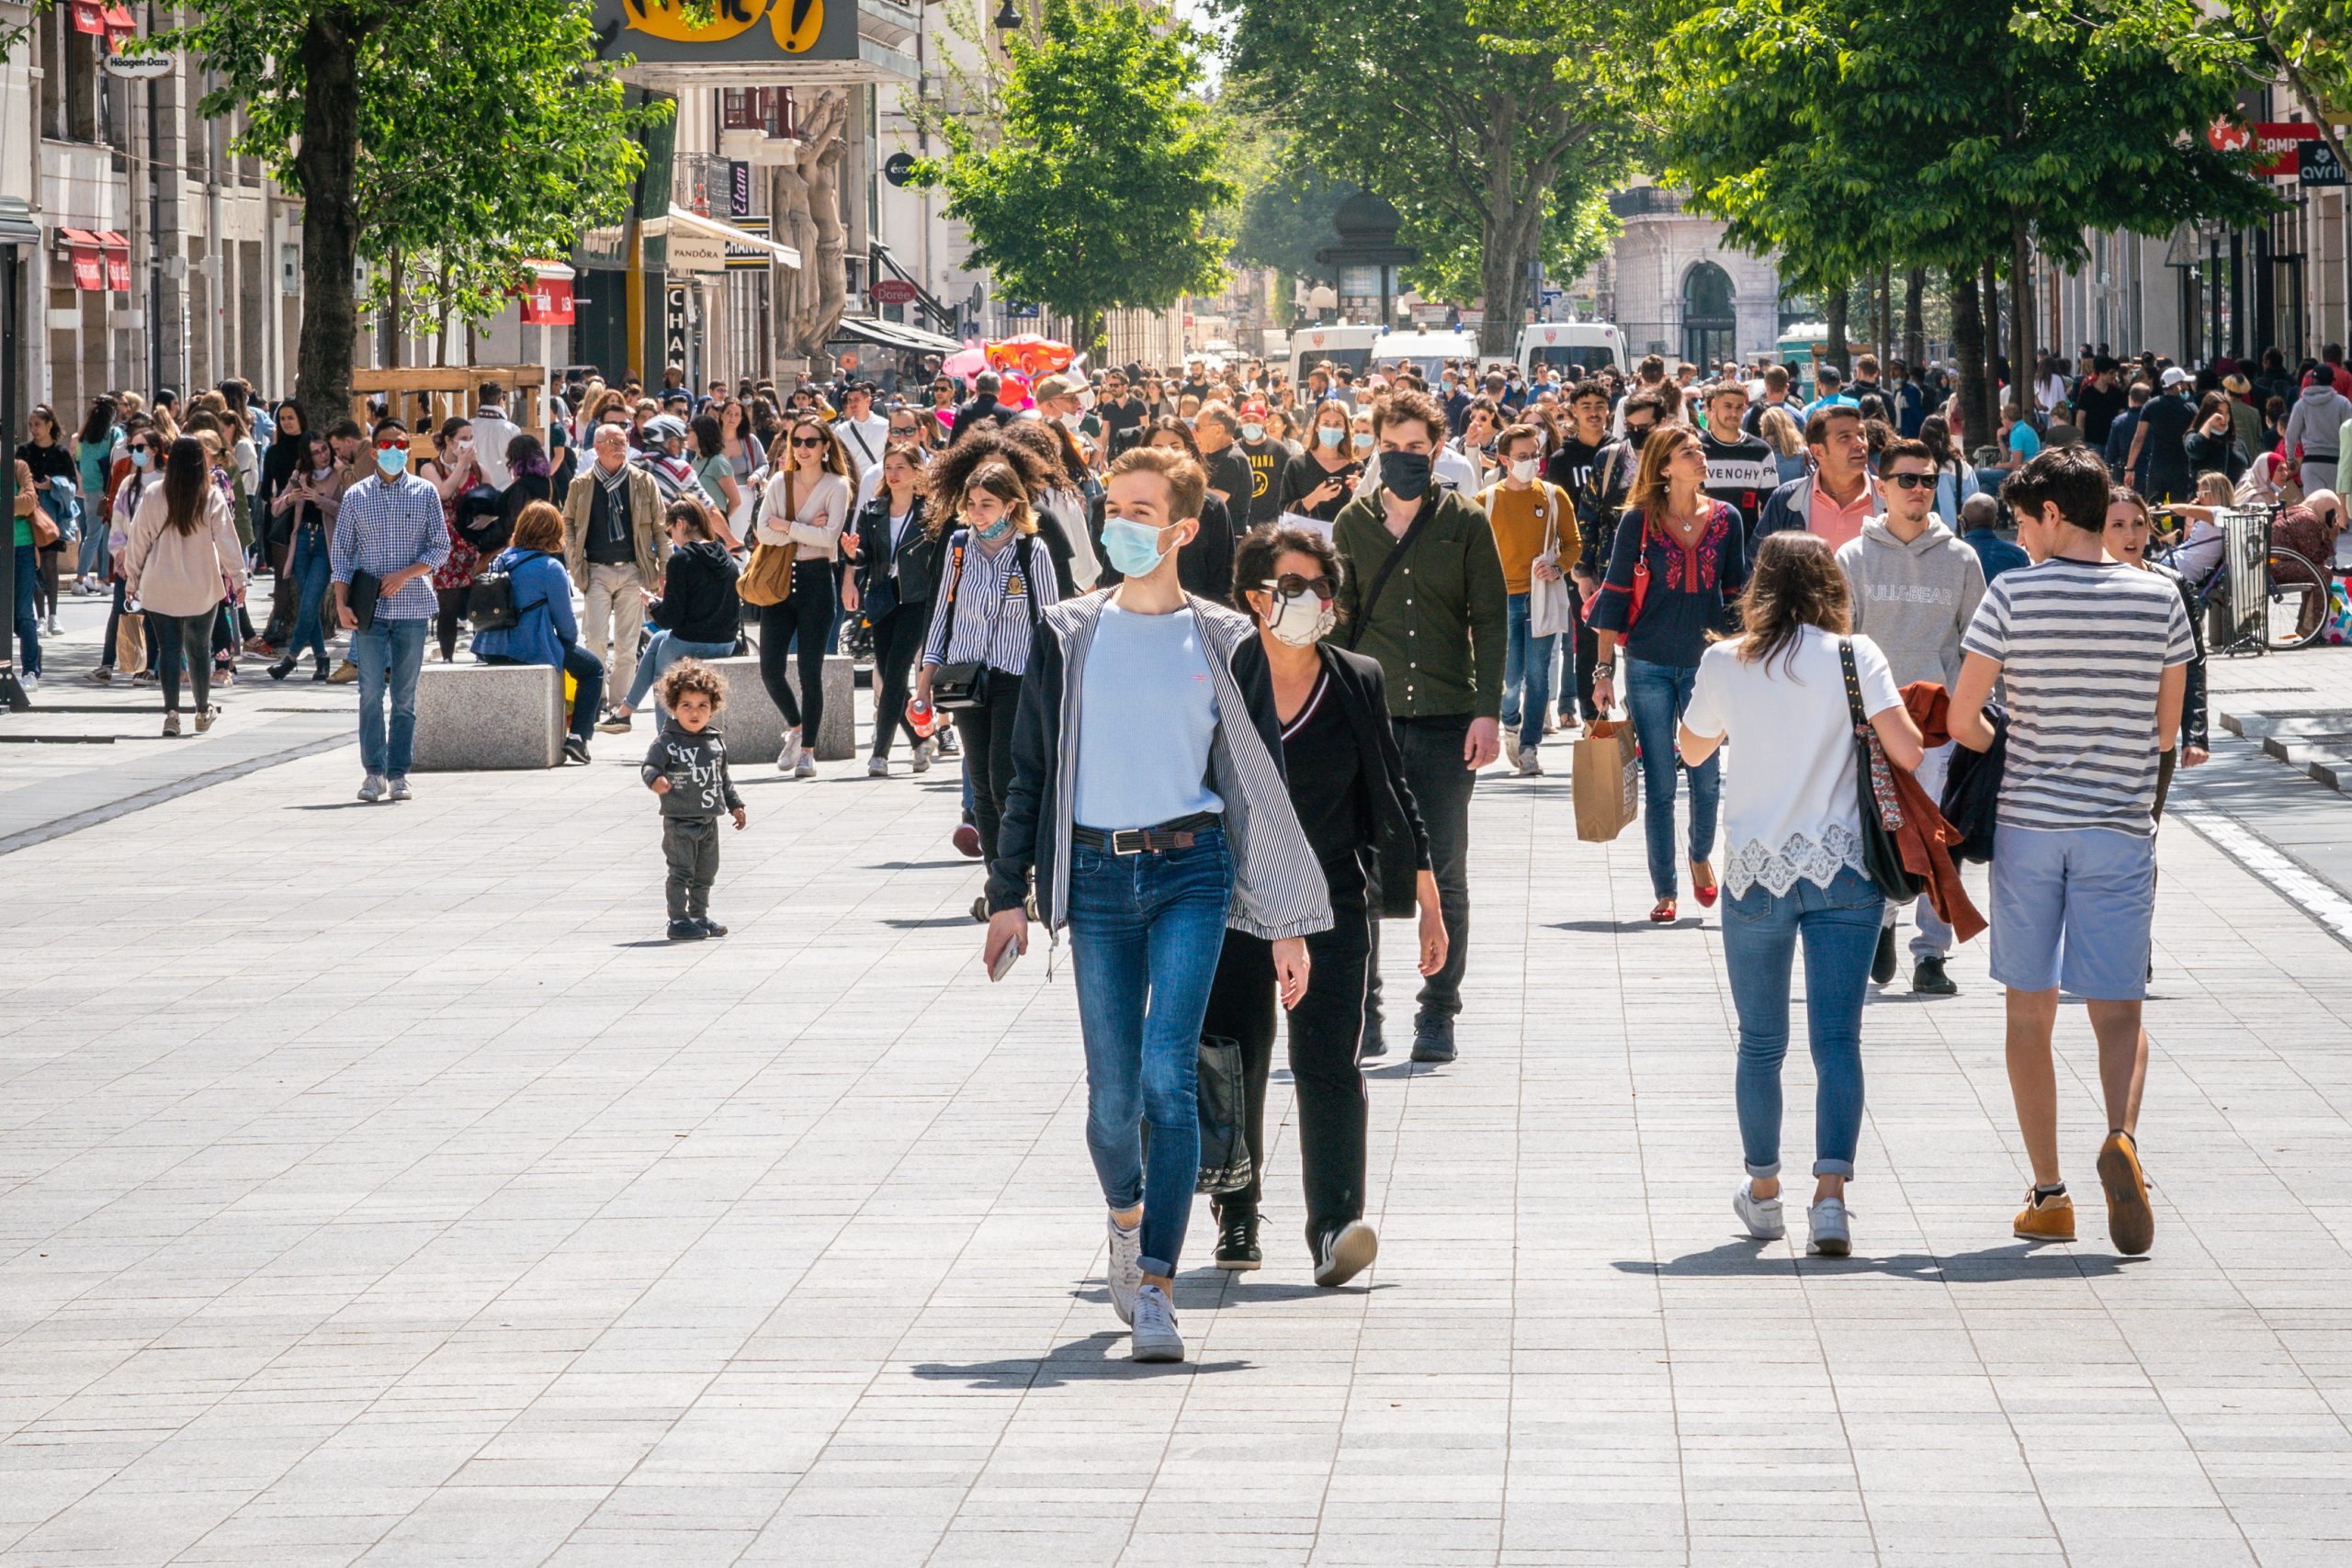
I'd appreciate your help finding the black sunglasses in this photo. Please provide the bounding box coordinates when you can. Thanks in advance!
[1884,471,1935,491]
[1262,572,1337,602]
[790,436,824,448]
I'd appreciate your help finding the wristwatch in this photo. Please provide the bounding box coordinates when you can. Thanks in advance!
[1592,661,1617,678]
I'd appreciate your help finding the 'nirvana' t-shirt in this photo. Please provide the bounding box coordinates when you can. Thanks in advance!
[1960,558,2193,837]
[1237,439,1286,526]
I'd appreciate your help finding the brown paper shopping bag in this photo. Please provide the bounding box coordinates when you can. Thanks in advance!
[1572,717,1639,842]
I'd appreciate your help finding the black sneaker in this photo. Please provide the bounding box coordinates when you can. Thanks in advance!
[1911,956,1958,996]
[563,735,592,764]
[1214,1210,1261,1271]
[666,919,706,942]
[1871,926,1898,985]
[695,917,729,938]
[1359,1014,1386,1059]
[311,662,331,682]
[1312,1220,1380,1287]
[1409,1013,1456,1064]
[267,657,296,682]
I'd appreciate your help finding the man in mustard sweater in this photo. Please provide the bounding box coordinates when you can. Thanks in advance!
[1478,423,1579,777]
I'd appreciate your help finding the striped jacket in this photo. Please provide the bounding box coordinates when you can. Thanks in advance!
[989,589,1335,942]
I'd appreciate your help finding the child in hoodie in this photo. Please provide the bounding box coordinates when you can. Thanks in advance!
[1836,437,1986,997]
[642,659,747,941]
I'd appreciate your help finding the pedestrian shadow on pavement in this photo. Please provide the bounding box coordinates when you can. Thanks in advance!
[867,858,981,871]
[285,801,380,811]
[1551,918,1707,933]
[881,916,984,929]
[910,1338,1250,1387]
[1615,1237,2144,1282]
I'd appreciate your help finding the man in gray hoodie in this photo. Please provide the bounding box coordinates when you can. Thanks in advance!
[2283,373,2352,499]
[1837,436,1986,997]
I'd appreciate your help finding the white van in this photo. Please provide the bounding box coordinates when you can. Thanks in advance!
[1516,321,1626,381]
[1288,323,1382,382]
[1367,326,1482,383]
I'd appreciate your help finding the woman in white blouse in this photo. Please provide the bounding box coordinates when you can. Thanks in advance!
[1679,532,1924,1259]
[755,414,853,777]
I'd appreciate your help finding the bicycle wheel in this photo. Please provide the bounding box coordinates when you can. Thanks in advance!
[2262,547,2327,651]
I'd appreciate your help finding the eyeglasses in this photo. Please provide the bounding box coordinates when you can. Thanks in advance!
[1884,471,1935,491]
[1262,573,1337,602]
[791,436,824,448]
[376,437,410,451]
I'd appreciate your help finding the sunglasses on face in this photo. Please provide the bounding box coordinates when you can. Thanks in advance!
[1262,573,1337,602]
[376,437,410,451]
[791,436,824,448]
[1884,471,1935,491]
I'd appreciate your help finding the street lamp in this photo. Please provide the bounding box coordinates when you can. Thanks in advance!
[992,0,1020,28]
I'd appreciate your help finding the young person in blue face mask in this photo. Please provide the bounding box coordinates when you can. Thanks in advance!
[984,446,1332,1364]
[331,418,448,802]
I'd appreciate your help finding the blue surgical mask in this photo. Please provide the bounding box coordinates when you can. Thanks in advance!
[130,448,150,469]
[376,445,408,476]
[1317,426,1344,448]
[1351,432,1374,452]
[1102,515,1174,577]
[1241,423,1265,444]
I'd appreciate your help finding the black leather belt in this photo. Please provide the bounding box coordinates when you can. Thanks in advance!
[1073,811,1221,856]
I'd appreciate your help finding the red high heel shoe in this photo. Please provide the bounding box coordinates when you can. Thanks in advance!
[1691,861,1718,908]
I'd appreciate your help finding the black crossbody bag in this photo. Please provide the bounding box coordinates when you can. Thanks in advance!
[1342,495,1436,652]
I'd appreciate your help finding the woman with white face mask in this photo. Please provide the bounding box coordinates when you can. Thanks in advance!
[1195,524,1447,1283]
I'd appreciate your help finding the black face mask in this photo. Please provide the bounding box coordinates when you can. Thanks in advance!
[1381,449,1433,501]
[1626,423,1655,450]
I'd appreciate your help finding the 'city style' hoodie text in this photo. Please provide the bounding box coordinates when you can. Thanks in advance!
[1833,516,1987,690]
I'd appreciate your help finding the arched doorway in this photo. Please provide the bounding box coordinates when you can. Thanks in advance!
[1681,262,1736,369]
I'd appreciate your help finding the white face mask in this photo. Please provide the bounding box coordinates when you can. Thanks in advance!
[1241,423,1265,444]
[1265,590,1337,648]
[1510,457,1541,483]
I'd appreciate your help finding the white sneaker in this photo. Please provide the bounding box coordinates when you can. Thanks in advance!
[1502,732,1523,769]
[795,755,816,779]
[357,773,387,803]
[776,734,805,773]
[1130,1282,1183,1362]
[867,754,889,778]
[1105,1211,1144,1325]
[1733,1179,1785,1240]
[911,739,932,774]
[388,776,413,801]
[1807,1196,1851,1258]
[1515,749,1544,777]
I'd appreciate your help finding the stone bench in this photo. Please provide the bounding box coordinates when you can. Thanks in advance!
[703,654,856,762]
[410,660,563,772]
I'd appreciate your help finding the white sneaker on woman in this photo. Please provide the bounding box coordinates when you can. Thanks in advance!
[911,739,933,774]
[776,734,805,773]
[1733,1180,1785,1240]
[1105,1212,1143,1325]
[1130,1282,1183,1362]
[1807,1197,1851,1257]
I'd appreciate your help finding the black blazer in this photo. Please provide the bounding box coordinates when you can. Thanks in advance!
[1232,637,1433,919]
[851,492,944,620]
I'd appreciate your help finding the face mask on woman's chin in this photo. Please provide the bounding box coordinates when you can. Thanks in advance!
[973,513,1013,544]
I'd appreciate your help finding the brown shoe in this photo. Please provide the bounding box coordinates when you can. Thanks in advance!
[2098,1132,2154,1256]
[2013,1187,2075,1243]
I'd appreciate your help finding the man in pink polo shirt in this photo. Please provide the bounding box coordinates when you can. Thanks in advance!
[1754,404,1880,548]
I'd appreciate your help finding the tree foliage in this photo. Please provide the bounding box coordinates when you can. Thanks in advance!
[914,0,1234,353]
[1216,0,1643,354]
[153,0,661,423]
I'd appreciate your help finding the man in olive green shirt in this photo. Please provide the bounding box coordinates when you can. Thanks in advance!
[1331,388,1508,1064]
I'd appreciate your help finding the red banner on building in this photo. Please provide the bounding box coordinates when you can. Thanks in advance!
[98,231,130,292]
[70,0,106,34]
[2209,117,2321,178]
[521,276,575,325]
[60,228,104,291]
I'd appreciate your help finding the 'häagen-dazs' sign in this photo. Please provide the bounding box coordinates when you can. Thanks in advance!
[597,0,856,64]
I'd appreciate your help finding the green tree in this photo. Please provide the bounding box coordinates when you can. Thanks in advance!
[915,0,1234,355]
[1216,0,1642,355]
[1651,0,2275,438]
[152,0,660,429]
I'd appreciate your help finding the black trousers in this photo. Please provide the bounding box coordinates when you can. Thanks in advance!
[434,587,469,660]
[148,609,214,712]
[1367,714,1476,1025]
[756,558,835,736]
[1568,579,1600,719]
[952,672,1022,863]
[1201,891,1374,1243]
[868,599,930,758]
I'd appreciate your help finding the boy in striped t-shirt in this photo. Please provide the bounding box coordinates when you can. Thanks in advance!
[1950,446,2192,1258]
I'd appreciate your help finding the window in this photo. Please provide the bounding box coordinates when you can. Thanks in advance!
[1681,261,1736,369]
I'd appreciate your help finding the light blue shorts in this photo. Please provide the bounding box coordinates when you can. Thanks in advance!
[1987,825,2156,1002]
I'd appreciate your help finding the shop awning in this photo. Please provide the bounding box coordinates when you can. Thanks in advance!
[641,206,799,272]
[833,316,961,355]
[58,229,104,291]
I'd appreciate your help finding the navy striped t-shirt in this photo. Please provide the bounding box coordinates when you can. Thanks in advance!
[1960,558,2193,837]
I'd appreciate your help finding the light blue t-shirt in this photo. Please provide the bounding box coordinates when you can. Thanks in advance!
[1073,602,1223,831]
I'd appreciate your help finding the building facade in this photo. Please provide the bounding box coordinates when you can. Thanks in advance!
[1603,183,1783,368]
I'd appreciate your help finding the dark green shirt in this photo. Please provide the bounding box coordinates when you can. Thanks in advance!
[1332,489,1509,721]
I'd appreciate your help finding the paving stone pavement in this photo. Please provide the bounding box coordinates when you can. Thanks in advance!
[3,703,2351,1568]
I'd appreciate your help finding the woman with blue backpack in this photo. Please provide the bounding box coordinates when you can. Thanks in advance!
[469,500,603,765]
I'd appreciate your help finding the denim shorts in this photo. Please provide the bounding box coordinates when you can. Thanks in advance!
[1987,824,2155,1001]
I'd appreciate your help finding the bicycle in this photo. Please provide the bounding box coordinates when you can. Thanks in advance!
[2155,503,2328,654]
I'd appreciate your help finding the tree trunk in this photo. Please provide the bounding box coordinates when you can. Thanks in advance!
[1825,283,1850,376]
[1473,109,1547,359]
[385,248,404,372]
[294,8,366,432]
[1981,254,2001,405]
[1951,262,1991,457]
[2008,219,2036,430]
[1876,265,1893,369]
[1903,267,1925,370]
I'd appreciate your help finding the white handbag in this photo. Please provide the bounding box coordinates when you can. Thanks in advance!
[1527,492,1575,639]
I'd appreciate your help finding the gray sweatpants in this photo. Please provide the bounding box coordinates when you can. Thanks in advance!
[662,816,720,919]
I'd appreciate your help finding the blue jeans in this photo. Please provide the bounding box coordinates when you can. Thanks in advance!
[353,617,429,778]
[1500,592,1559,753]
[286,526,333,664]
[486,646,605,743]
[1722,865,1884,1179]
[1068,826,1235,1279]
[624,629,735,711]
[11,543,38,674]
[1623,656,1720,899]
[76,499,108,579]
